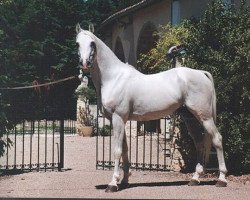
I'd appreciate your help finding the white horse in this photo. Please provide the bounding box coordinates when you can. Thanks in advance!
[75,25,228,192]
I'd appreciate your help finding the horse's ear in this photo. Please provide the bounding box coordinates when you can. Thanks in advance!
[76,23,82,34]
[89,23,94,33]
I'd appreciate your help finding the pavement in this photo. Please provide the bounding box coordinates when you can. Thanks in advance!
[0,135,249,199]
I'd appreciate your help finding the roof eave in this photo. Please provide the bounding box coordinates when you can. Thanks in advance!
[99,0,164,32]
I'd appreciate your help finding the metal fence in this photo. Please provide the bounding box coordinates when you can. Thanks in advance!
[95,108,176,171]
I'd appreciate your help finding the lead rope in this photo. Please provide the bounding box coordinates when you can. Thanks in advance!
[0,75,77,90]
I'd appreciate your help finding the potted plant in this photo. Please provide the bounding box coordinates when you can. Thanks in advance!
[77,105,94,137]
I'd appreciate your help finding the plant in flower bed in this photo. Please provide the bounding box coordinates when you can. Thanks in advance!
[99,125,112,136]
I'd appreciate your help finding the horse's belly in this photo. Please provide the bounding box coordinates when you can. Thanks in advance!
[129,113,167,121]
[128,105,179,121]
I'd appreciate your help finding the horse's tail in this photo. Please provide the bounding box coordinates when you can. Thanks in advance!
[202,70,217,165]
[202,71,217,123]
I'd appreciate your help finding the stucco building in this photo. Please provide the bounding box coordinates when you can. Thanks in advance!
[96,0,249,133]
[99,0,249,67]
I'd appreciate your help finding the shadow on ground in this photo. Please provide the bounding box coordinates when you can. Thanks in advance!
[95,180,217,191]
[0,169,27,176]
[0,167,72,176]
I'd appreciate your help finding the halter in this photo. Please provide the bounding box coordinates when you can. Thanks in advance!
[88,42,96,67]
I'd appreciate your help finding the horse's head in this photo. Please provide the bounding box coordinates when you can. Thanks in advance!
[76,24,97,71]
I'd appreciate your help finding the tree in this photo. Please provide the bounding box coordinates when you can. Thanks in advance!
[0,0,118,112]
[0,0,120,156]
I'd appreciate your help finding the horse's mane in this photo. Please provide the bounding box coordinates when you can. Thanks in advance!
[80,30,96,40]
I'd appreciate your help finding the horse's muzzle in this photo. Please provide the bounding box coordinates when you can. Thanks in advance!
[79,60,90,71]
[82,65,89,70]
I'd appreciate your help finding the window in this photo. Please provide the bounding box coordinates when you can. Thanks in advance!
[172,0,180,25]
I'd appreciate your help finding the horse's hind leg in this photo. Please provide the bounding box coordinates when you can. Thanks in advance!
[180,108,208,185]
[202,118,227,186]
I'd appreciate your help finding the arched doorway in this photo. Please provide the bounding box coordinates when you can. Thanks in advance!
[137,22,158,73]
[137,22,160,133]
[114,37,125,63]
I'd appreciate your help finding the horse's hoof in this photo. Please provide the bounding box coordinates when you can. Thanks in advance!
[216,180,227,187]
[105,185,119,193]
[188,179,200,186]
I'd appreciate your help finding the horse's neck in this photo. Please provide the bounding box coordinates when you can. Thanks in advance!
[94,36,121,83]
[90,34,128,103]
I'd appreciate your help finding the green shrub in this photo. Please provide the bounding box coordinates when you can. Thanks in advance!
[0,91,13,157]
[138,23,190,73]
[99,125,112,136]
[75,87,97,104]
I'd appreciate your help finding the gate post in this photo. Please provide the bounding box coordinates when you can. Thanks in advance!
[59,119,64,170]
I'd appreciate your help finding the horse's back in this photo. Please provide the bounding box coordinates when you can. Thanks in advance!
[126,68,186,120]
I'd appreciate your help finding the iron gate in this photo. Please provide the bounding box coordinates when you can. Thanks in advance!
[96,108,177,171]
[0,119,75,173]
[0,81,77,174]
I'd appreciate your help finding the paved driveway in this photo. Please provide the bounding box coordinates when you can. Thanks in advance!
[0,136,249,199]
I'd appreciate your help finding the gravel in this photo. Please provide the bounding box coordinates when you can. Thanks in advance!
[0,135,249,199]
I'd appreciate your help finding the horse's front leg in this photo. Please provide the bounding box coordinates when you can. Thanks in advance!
[105,113,126,192]
[120,134,131,188]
